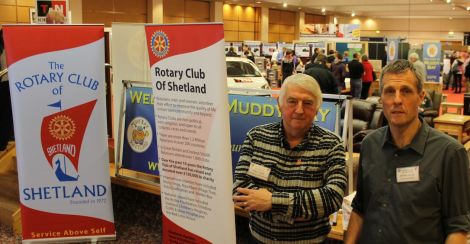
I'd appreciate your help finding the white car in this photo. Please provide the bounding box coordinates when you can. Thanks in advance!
[226,57,271,94]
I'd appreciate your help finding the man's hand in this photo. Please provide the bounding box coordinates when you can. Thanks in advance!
[233,188,272,212]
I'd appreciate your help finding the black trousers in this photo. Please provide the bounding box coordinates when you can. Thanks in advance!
[453,74,462,93]
[361,82,371,99]
[0,81,13,150]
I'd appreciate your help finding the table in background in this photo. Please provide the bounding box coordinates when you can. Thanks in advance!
[441,102,463,115]
[434,114,470,143]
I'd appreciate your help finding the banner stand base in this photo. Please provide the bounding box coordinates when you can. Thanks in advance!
[22,234,116,243]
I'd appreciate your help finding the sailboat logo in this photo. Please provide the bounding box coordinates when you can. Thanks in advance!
[41,100,97,182]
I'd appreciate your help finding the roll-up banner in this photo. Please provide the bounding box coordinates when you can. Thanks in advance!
[145,23,236,244]
[2,25,115,243]
[387,38,399,64]
[423,42,442,82]
[122,86,159,175]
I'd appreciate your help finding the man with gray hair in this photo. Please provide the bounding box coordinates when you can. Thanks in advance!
[233,73,346,243]
[408,52,427,82]
[345,59,470,244]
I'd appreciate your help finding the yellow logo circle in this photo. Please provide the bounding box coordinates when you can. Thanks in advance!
[48,115,76,140]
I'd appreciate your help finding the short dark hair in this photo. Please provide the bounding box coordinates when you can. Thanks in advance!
[379,59,423,93]
[314,54,327,64]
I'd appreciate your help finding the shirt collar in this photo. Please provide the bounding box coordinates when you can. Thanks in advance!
[381,118,429,155]
[279,121,314,150]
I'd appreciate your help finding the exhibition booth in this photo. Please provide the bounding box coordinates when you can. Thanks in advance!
[0,4,469,243]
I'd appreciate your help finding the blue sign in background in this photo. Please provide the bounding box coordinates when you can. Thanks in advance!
[228,94,338,174]
[122,87,159,175]
[423,42,442,82]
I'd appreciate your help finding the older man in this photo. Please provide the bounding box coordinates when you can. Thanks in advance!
[233,73,346,243]
[345,60,470,244]
[408,52,427,82]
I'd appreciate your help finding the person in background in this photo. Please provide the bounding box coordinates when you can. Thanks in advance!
[310,47,320,65]
[345,59,470,244]
[277,47,287,65]
[408,52,427,83]
[343,51,350,63]
[226,47,238,57]
[465,56,470,85]
[348,53,364,98]
[0,29,13,151]
[332,53,347,90]
[452,59,464,93]
[45,9,65,24]
[444,51,458,90]
[280,49,295,85]
[246,47,255,63]
[233,73,346,243]
[304,54,339,94]
[292,50,304,73]
[361,55,374,99]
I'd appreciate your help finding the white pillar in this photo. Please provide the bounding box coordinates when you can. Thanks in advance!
[260,6,269,42]
[296,11,305,41]
[69,0,82,24]
[148,0,163,24]
[211,1,223,22]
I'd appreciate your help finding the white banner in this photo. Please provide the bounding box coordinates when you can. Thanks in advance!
[3,25,115,242]
[145,23,236,244]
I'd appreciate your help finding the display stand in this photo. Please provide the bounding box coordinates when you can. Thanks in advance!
[115,80,160,188]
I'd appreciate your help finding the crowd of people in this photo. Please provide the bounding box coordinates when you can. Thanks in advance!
[229,44,470,243]
[232,58,470,243]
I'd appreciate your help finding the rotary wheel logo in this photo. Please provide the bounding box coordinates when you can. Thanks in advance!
[48,115,76,140]
[150,31,170,58]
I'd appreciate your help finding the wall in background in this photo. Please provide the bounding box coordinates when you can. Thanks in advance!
[82,0,147,27]
[223,4,260,42]
[0,0,35,25]
[163,0,209,23]
[269,9,295,42]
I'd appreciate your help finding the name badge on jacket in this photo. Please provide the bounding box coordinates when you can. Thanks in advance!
[396,166,420,183]
[247,163,271,181]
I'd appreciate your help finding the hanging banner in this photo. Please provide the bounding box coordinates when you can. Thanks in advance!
[145,23,236,244]
[423,42,442,82]
[387,39,399,64]
[229,94,338,174]
[3,25,115,242]
[122,86,159,175]
[300,24,360,42]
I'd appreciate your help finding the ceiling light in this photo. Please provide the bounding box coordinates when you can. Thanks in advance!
[283,2,287,7]
[429,0,432,2]
[255,1,261,3]
[376,30,381,34]
[298,7,302,10]
[446,0,451,3]
[449,31,454,35]
[467,7,470,10]
[321,8,326,13]
[351,12,355,17]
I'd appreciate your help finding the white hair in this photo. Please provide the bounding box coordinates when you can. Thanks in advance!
[279,73,322,111]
